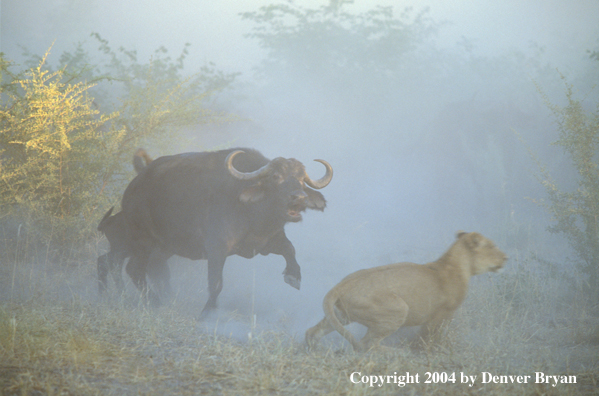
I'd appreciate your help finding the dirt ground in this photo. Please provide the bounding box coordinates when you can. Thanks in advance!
[1,248,598,395]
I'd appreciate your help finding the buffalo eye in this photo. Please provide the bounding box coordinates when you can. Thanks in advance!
[270,173,284,184]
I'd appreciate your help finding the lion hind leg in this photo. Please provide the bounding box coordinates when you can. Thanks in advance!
[359,329,389,352]
[305,317,335,349]
[359,297,409,352]
[321,292,363,351]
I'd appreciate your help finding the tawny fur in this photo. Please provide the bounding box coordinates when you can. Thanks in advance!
[305,231,507,352]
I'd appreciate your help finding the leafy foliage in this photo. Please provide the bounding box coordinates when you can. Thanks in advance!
[532,75,599,298]
[0,37,237,256]
[240,0,437,97]
[0,50,117,248]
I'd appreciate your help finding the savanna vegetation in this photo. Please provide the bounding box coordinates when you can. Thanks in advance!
[527,76,599,303]
[0,34,236,257]
[1,1,598,394]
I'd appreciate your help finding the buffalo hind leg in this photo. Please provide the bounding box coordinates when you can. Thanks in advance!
[110,251,126,294]
[126,253,160,307]
[97,251,126,295]
[147,249,173,301]
[97,253,110,295]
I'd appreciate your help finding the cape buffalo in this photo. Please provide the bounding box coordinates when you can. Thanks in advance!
[121,148,333,316]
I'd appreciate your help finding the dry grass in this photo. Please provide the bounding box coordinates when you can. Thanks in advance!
[1,246,598,395]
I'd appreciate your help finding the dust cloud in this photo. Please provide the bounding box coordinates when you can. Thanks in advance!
[2,0,598,345]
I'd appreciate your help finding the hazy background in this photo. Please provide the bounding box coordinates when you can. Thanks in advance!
[3,0,599,339]
[3,0,598,73]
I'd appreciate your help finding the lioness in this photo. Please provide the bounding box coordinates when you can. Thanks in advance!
[305,231,507,352]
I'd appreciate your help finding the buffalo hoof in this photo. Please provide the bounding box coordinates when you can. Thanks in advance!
[148,291,162,308]
[197,308,219,322]
[198,300,217,321]
[284,273,301,290]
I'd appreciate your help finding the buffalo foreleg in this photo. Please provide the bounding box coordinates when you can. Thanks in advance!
[262,230,301,290]
[201,251,227,318]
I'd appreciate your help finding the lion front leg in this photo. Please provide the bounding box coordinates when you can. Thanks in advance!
[416,308,455,347]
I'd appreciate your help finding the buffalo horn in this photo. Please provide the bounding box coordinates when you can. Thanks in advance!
[304,159,333,189]
[226,150,272,180]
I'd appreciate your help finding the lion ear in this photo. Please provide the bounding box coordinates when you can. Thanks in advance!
[460,232,483,249]
[456,230,468,239]
[469,233,483,247]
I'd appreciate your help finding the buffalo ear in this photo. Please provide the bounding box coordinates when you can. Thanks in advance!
[305,188,327,211]
[240,185,266,203]
[456,230,468,239]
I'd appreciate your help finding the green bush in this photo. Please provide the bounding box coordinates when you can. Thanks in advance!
[0,51,116,250]
[0,37,236,259]
[531,74,599,303]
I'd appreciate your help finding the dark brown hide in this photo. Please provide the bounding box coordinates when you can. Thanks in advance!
[121,148,332,316]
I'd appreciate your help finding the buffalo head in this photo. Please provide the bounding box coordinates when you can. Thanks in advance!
[226,150,333,223]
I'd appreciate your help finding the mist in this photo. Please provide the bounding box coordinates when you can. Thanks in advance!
[3,0,599,346]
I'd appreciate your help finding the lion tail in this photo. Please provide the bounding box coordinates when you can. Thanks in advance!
[323,288,361,351]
